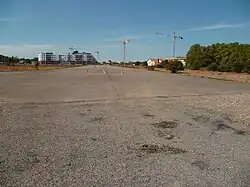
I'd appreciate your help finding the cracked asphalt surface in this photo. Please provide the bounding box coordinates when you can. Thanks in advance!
[1,65,250,187]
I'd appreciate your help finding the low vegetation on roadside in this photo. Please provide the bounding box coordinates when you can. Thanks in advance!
[0,54,37,65]
[0,64,81,72]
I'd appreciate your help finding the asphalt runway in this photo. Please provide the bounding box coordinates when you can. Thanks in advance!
[1,65,250,187]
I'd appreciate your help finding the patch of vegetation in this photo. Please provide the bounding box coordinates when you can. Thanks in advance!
[186,43,250,73]
[167,61,184,73]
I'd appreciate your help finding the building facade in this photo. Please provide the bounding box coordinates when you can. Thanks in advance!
[38,52,96,64]
[147,58,166,66]
[38,52,59,64]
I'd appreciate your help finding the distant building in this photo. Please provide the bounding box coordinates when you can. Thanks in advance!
[38,51,96,64]
[147,57,186,67]
[38,52,58,64]
[167,57,186,66]
[147,58,166,66]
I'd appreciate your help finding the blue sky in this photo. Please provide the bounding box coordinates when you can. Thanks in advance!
[0,0,250,61]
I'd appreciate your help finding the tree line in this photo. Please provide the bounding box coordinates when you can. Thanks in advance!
[0,54,38,65]
[186,43,250,73]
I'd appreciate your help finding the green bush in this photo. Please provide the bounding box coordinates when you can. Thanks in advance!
[186,43,250,73]
[207,62,218,71]
[232,62,245,73]
[156,64,164,68]
[243,61,250,74]
[218,63,231,72]
[168,61,184,73]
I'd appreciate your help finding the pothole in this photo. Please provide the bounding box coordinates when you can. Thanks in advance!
[153,130,175,140]
[152,121,178,129]
[191,160,208,170]
[211,120,248,135]
[131,144,187,154]
[88,116,103,122]
[143,114,155,118]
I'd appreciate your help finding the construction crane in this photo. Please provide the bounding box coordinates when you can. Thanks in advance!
[94,51,100,62]
[122,39,131,63]
[69,46,77,53]
[154,32,183,58]
[104,38,131,63]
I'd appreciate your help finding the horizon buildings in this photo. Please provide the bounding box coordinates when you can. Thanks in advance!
[38,51,97,64]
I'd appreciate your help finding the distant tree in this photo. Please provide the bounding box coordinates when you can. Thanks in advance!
[243,60,250,74]
[142,61,148,66]
[186,42,250,73]
[135,61,140,66]
[207,62,218,71]
[32,57,38,61]
[161,60,168,68]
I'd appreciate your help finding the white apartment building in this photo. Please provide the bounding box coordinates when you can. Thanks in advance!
[38,51,96,64]
[38,52,59,63]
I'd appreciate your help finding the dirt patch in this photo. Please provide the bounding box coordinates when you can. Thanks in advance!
[153,129,175,140]
[182,70,250,84]
[18,105,39,109]
[88,116,103,122]
[211,120,247,135]
[143,113,155,118]
[191,160,209,170]
[152,121,178,129]
[132,144,187,154]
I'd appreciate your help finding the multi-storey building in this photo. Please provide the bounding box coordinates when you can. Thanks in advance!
[38,52,59,64]
[38,51,96,64]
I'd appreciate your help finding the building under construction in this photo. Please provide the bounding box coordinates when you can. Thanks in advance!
[38,51,97,64]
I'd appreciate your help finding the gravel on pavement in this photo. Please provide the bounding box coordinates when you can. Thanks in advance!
[1,65,250,187]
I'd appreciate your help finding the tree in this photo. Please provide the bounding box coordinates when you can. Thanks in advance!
[142,61,148,66]
[207,62,218,71]
[243,60,250,74]
[186,42,250,73]
[186,44,203,70]
[135,61,140,66]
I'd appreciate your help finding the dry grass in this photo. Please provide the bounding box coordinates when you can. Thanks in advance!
[183,69,250,84]
[0,64,82,72]
[118,65,250,84]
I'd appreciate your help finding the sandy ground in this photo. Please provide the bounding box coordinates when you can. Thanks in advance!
[121,66,250,84]
[183,69,250,84]
[1,65,250,187]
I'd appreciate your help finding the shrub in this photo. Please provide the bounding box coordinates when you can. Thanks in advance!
[232,62,245,73]
[207,62,218,71]
[147,66,155,71]
[168,61,184,73]
[243,61,250,74]
[156,64,164,68]
[189,61,202,70]
[218,63,231,72]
